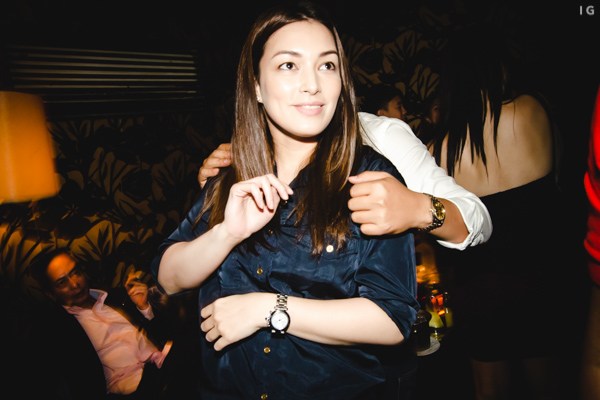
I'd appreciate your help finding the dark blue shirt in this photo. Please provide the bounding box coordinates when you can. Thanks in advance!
[152,145,418,400]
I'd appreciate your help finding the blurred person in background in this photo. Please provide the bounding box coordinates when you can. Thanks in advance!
[26,248,198,399]
[427,22,566,400]
[360,84,408,121]
[417,93,441,145]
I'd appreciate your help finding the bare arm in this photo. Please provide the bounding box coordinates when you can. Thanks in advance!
[200,293,403,351]
[158,174,293,294]
[158,223,241,294]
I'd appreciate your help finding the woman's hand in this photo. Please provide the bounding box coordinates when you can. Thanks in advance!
[223,174,293,240]
[200,292,273,351]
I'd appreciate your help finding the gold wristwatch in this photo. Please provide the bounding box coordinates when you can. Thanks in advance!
[419,194,446,232]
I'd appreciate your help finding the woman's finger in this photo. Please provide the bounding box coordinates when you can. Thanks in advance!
[265,173,293,198]
[205,327,220,343]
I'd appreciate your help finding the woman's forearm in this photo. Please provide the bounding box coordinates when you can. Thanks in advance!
[158,223,241,294]
[283,296,404,346]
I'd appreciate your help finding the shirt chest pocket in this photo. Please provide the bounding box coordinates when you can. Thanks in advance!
[276,235,361,296]
[217,234,361,297]
[218,253,259,293]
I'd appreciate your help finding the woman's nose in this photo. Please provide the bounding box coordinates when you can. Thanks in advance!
[300,71,320,95]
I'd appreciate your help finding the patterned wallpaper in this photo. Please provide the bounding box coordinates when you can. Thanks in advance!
[1,1,592,307]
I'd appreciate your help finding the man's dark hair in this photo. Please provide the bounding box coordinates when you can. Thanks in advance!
[29,247,75,292]
[360,85,403,115]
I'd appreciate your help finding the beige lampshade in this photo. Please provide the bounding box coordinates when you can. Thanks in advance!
[0,91,60,203]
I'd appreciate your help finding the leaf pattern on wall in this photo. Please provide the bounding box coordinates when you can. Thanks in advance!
[0,1,493,299]
[1,112,204,300]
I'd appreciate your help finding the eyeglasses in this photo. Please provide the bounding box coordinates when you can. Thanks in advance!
[52,265,84,289]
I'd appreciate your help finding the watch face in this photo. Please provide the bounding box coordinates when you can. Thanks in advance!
[435,208,445,220]
[270,309,290,331]
[433,200,446,220]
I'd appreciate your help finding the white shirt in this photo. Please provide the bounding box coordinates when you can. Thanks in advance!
[358,112,492,250]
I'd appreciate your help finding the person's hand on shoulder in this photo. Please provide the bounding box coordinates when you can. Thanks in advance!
[198,143,232,188]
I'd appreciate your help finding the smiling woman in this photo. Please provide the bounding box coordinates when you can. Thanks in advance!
[253,18,342,182]
[150,1,419,399]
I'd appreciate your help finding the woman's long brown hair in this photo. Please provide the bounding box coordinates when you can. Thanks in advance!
[199,1,362,255]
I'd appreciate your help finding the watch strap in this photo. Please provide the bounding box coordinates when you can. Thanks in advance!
[274,293,288,311]
[419,194,445,232]
[266,294,289,334]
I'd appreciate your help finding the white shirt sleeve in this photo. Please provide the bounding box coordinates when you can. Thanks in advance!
[358,112,492,250]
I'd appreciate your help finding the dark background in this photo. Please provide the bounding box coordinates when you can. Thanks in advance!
[3,0,597,195]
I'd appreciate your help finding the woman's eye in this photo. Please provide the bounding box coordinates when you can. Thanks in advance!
[279,62,295,70]
[320,62,336,71]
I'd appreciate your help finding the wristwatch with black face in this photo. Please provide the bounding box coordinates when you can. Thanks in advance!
[419,194,446,232]
[266,294,290,334]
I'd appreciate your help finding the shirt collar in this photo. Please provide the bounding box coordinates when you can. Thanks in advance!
[63,288,108,313]
[90,288,108,305]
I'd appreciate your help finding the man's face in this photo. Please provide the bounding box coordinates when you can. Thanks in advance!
[380,96,407,121]
[46,253,90,307]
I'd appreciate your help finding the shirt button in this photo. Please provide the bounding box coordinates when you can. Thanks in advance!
[260,394,268,400]
[257,266,263,275]
[267,229,274,235]
[326,244,334,253]
[263,346,271,354]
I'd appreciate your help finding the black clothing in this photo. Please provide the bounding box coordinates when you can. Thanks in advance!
[153,146,419,399]
[435,174,566,361]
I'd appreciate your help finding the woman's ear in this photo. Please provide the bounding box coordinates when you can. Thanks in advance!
[255,83,263,103]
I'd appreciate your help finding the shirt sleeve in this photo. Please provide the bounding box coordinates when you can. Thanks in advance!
[150,189,210,284]
[355,233,419,339]
[350,149,419,339]
[358,112,492,250]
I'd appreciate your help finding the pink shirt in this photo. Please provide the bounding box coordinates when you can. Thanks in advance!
[64,289,171,395]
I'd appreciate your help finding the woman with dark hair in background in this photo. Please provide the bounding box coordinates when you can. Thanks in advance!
[427,22,567,400]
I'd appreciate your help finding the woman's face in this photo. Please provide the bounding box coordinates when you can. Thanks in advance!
[256,20,341,143]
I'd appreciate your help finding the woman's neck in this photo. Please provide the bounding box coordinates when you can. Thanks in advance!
[273,138,317,185]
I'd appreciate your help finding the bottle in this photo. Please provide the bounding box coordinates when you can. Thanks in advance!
[411,309,432,352]
[427,289,445,341]
[441,290,453,329]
